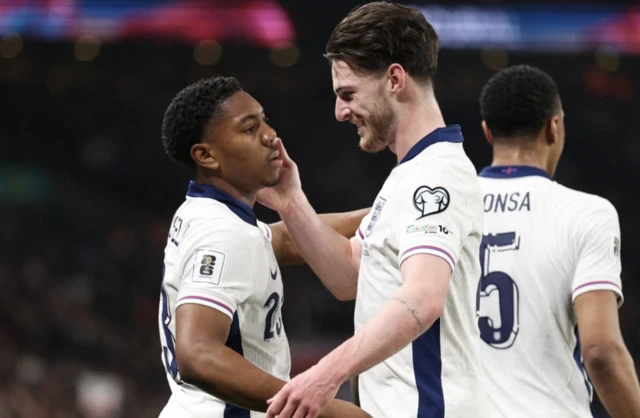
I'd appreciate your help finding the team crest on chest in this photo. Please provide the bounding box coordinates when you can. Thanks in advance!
[366,197,387,237]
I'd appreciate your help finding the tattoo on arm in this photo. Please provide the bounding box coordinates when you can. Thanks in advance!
[394,297,422,328]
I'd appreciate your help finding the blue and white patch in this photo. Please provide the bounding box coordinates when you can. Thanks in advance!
[366,197,387,237]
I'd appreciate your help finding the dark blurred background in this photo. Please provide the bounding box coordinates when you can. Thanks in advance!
[1,0,639,417]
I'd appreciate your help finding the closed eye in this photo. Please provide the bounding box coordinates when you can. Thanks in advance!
[244,125,257,134]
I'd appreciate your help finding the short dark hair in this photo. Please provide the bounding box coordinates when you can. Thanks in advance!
[162,76,242,170]
[480,65,560,140]
[325,1,439,84]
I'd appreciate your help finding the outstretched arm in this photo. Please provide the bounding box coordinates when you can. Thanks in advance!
[265,254,450,418]
[257,139,363,301]
[270,208,369,267]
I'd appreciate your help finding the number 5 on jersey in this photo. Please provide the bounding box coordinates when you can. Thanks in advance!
[476,232,521,349]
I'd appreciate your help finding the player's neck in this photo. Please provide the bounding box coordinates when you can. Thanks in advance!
[491,147,549,174]
[194,174,256,208]
[391,95,445,163]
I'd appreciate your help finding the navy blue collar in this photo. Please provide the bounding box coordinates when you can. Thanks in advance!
[398,125,464,165]
[479,165,551,180]
[186,181,257,226]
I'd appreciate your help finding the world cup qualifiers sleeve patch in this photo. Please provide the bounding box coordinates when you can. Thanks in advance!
[413,186,450,219]
[192,249,226,284]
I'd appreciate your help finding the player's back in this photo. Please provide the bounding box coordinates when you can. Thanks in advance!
[158,182,290,418]
[477,166,622,417]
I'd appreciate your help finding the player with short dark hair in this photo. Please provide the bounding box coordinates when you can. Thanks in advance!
[157,76,371,418]
[477,64,640,417]
[260,2,488,417]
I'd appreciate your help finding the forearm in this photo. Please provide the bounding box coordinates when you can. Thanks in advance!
[586,345,640,417]
[280,191,359,300]
[274,208,369,267]
[182,346,285,411]
[318,281,441,383]
[184,347,364,416]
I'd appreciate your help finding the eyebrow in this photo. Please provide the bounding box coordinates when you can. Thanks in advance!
[236,110,264,125]
[334,86,353,96]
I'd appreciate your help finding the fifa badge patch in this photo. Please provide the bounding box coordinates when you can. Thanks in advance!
[192,249,225,284]
[413,186,450,219]
[613,236,620,258]
[365,197,387,237]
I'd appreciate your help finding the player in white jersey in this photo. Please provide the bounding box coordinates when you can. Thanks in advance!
[158,76,371,418]
[476,65,640,417]
[260,3,488,417]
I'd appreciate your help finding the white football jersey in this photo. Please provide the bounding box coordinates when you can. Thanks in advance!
[158,182,290,418]
[477,165,623,418]
[355,126,489,417]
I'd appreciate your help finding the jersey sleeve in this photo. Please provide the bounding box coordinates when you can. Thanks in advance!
[571,199,623,306]
[394,162,474,272]
[176,220,255,319]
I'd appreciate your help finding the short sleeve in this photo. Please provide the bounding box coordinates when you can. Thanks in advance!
[176,220,255,319]
[571,200,623,307]
[395,162,473,272]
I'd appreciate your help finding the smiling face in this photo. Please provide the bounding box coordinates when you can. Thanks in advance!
[331,60,398,153]
[197,91,282,194]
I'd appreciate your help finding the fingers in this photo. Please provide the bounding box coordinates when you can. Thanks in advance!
[274,137,292,162]
[265,390,288,418]
[277,400,300,418]
[292,405,309,418]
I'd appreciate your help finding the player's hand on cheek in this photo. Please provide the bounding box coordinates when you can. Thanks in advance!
[257,137,303,212]
[265,365,340,418]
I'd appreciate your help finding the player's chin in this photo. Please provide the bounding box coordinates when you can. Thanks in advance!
[262,170,281,188]
[359,135,388,153]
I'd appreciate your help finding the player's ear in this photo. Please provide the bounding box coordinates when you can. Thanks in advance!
[386,63,407,95]
[190,142,220,171]
[481,121,494,146]
[546,116,560,145]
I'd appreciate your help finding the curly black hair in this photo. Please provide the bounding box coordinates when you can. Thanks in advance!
[162,76,242,171]
[480,65,560,140]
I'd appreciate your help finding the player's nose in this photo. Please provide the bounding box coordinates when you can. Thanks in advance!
[335,97,351,122]
[261,128,277,147]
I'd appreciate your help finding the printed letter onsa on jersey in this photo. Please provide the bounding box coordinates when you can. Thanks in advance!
[413,186,450,219]
[192,249,225,284]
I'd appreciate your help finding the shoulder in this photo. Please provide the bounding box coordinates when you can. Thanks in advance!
[550,183,617,220]
[177,200,261,249]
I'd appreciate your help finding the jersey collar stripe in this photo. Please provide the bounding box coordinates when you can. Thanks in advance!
[178,296,234,316]
[398,125,464,166]
[357,228,365,240]
[186,181,258,226]
[479,165,551,179]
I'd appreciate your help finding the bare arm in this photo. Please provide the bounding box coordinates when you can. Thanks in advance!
[575,291,640,418]
[317,254,449,380]
[265,254,450,418]
[270,207,370,267]
[175,304,370,417]
[276,192,363,301]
